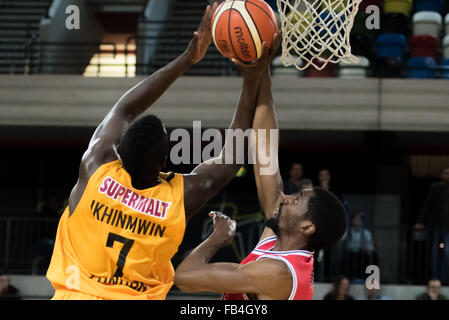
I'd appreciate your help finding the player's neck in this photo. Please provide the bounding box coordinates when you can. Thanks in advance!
[272,234,309,252]
[131,177,161,190]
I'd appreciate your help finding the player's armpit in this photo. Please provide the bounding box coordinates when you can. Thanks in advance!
[183,159,240,220]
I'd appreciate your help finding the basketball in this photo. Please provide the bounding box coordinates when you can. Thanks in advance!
[211,0,279,62]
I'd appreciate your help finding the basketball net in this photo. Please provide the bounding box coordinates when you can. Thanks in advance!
[276,0,362,70]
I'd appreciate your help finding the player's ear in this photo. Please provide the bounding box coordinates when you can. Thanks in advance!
[299,220,315,237]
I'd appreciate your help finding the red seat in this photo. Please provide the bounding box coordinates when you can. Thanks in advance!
[359,0,383,12]
[306,58,336,77]
[410,35,440,60]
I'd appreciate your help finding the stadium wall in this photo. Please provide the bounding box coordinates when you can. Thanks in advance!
[1,76,448,132]
[39,0,105,73]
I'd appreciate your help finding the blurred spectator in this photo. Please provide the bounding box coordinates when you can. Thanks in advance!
[415,279,448,300]
[0,274,21,300]
[283,162,305,195]
[34,193,60,274]
[39,194,61,218]
[323,275,354,300]
[341,211,377,280]
[318,168,344,203]
[415,166,449,285]
[299,178,313,191]
[361,279,391,300]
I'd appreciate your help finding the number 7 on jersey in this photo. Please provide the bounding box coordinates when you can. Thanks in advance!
[106,232,134,278]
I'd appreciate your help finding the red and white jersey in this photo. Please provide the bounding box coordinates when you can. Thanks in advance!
[222,236,314,300]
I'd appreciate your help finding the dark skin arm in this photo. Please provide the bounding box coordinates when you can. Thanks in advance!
[174,211,292,299]
[183,41,274,220]
[251,33,283,241]
[68,4,218,216]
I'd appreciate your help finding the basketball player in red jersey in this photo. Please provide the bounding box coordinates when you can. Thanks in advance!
[174,32,348,300]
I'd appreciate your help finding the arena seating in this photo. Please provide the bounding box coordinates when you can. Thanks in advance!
[446,13,449,34]
[338,56,370,78]
[410,35,440,59]
[441,58,449,77]
[306,58,336,77]
[142,0,233,76]
[1,0,449,78]
[384,12,410,36]
[0,0,52,74]
[376,33,408,59]
[384,0,413,16]
[444,34,449,58]
[359,0,384,12]
[414,0,445,13]
[412,11,443,38]
[272,56,303,77]
[407,56,437,78]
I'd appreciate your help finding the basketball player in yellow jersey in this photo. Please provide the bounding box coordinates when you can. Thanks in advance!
[46,3,267,300]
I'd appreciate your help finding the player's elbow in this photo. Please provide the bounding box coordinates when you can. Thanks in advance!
[174,270,197,292]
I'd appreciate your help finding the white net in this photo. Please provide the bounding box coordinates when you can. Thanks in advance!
[276,0,363,70]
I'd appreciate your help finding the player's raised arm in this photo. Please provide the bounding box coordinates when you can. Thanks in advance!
[182,43,273,220]
[251,32,283,223]
[69,4,217,214]
[85,3,217,168]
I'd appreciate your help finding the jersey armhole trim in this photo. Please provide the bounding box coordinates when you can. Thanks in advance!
[254,236,277,249]
[255,255,297,300]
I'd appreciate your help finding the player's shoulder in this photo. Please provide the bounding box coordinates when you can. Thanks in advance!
[239,258,292,299]
[242,255,291,277]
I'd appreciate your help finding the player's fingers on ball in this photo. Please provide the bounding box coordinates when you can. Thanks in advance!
[213,2,219,12]
[260,42,269,59]
[231,58,246,68]
[274,32,281,48]
[201,5,211,25]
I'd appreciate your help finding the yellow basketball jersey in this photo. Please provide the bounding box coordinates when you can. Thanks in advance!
[46,160,186,300]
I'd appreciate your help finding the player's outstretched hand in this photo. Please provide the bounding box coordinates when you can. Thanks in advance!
[232,41,270,81]
[208,211,236,247]
[185,2,219,64]
[232,30,281,80]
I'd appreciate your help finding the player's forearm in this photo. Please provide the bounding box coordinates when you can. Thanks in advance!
[112,52,193,122]
[253,72,277,130]
[221,77,260,165]
[176,236,222,272]
[252,71,282,217]
[230,78,261,130]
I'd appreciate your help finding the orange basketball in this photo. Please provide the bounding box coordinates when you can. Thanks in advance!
[211,0,279,63]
